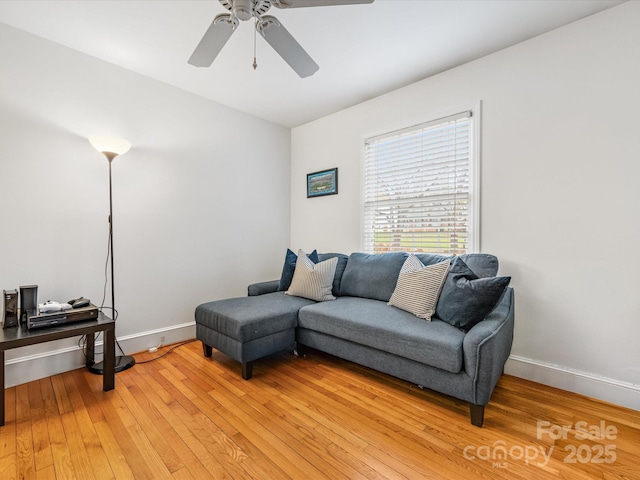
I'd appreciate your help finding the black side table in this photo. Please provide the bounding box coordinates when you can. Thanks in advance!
[0,312,115,426]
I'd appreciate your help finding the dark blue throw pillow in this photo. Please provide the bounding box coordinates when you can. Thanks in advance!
[435,257,511,330]
[278,249,319,291]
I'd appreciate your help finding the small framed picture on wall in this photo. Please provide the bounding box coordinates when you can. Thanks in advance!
[307,168,338,198]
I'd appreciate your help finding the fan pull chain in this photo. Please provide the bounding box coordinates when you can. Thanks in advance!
[253,19,258,70]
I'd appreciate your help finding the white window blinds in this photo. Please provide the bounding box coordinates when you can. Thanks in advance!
[364,111,475,255]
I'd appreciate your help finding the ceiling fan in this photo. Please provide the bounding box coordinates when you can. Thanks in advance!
[188,0,374,78]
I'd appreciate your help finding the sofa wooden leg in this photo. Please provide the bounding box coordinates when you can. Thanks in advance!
[241,362,253,380]
[470,403,485,427]
[202,343,212,357]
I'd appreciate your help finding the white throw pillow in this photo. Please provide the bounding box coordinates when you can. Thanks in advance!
[388,255,451,320]
[286,249,338,302]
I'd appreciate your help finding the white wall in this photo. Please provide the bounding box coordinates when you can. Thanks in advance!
[290,2,640,409]
[0,24,291,386]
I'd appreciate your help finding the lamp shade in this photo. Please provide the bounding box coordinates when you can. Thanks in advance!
[88,135,132,156]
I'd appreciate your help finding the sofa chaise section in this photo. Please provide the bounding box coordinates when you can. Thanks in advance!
[195,292,316,379]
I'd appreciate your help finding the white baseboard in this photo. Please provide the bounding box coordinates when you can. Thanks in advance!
[505,355,640,411]
[4,322,196,389]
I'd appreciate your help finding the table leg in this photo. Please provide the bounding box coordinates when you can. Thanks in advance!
[85,333,95,368]
[0,350,4,426]
[103,327,115,391]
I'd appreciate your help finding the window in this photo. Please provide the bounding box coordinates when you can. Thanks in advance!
[364,110,477,255]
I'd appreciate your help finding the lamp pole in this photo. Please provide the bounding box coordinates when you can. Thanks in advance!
[87,137,135,374]
[107,153,116,322]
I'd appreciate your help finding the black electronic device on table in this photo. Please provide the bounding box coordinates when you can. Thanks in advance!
[27,303,99,330]
[2,290,19,329]
[68,297,91,309]
[19,285,38,325]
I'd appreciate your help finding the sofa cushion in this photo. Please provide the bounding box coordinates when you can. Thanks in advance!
[278,249,319,291]
[286,251,338,302]
[318,253,349,297]
[298,297,466,373]
[340,252,408,301]
[457,253,499,278]
[387,255,450,320]
[435,257,511,330]
[195,292,315,342]
[415,252,452,267]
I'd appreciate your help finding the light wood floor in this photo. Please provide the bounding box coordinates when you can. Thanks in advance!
[0,340,638,479]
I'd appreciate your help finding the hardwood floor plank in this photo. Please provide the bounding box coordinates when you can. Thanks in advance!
[110,373,185,474]
[278,360,483,479]
[313,374,528,479]
[0,411,16,459]
[70,370,107,425]
[208,387,329,479]
[96,386,159,479]
[276,363,453,464]
[164,353,329,480]
[62,373,114,480]
[260,369,411,479]
[50,375,72,416]
[60,411,96,480]
[123,376,213,480]
[15,384,36,480]
[125,423,175,480]
[43,380,75,480]
[126,366,239,479]
[34,463,55,480]
[282,354,456,478]
[260,377,411,479]
[211,383,361,480]
[155,356,296,479]
[92,420,135,479]
[0,453,17,480]
[171,466,197,480]
[153,366,295,479]
[31,380,53,473]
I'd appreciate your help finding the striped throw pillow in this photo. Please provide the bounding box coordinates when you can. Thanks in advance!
[286,249,338,302]
[388,255,451,320]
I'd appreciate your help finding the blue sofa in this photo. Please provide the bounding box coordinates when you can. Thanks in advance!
[196,251,514,427]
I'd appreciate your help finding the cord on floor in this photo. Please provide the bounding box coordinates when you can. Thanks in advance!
[134,339,198,364]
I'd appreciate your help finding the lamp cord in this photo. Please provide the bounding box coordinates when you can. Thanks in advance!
[104,218,127,357]
[135,339,197,364]
[99,220,112,317]
[83,215,127,360]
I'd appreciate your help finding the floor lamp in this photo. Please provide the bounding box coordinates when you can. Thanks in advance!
[87,135,136,374]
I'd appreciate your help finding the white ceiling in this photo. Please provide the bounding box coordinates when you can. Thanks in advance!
[0,0,624,128]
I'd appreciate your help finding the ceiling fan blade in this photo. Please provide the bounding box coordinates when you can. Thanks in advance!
[188,14,237,67]
[258,16,319,78]
[272,0,374,8]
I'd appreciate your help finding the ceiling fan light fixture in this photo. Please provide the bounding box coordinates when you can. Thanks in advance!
[232,0,253,21]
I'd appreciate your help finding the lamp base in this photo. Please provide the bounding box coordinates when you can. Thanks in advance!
[88,355,135,375]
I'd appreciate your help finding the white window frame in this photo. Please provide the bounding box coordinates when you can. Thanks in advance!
[363,104,481,255]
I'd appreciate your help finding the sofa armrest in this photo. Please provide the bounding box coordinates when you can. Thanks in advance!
[248,280,280,296]
[463,287,515,405]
